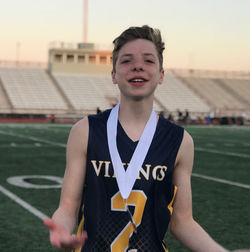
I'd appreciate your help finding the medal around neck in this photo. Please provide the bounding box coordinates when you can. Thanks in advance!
[107,103,157,199]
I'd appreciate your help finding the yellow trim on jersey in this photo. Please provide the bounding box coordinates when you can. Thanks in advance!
[162,242,168,252]
[162,185,177,252]
[72,208,85,252]
[168,185,178,215]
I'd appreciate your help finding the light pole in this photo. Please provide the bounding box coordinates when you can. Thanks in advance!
[83,0,88,43]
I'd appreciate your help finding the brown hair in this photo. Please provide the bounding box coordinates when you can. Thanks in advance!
[112,25,165,71]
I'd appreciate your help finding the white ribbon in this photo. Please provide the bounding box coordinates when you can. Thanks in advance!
[107,103,157,199]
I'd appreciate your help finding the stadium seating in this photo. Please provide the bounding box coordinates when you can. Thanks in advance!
[0,79,11,111]
[0,66,249,119]
[53,73,116,112]
[181,77,247,110]
[219,79,250,107]
[155,71,211,113]
[0,68,68,112]
[54,73,171,113]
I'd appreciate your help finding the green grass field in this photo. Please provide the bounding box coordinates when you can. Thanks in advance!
[0,123,249,251]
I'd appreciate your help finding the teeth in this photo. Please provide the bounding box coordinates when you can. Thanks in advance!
[132,79,144,82]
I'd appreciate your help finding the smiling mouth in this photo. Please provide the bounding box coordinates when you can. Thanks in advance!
[129,78,147,86]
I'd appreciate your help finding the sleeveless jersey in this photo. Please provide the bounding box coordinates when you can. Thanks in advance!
[75,109,184,252]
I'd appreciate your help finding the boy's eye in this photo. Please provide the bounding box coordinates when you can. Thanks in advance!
[121,60,130,64]
[146,59,154,63]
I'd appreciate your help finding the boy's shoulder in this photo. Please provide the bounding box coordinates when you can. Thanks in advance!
[88,109,111,122]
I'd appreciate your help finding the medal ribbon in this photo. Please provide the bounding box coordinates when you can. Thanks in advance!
[107,103,157,199]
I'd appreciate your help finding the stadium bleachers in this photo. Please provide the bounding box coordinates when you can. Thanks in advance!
[181,77,247,111]
[0,66,249,120]
[53,73,116,112]
[155,72,210,113]
[0,78,12,112]
[55,73,165,112]
[0,68,68,113]
[218,79,250,107]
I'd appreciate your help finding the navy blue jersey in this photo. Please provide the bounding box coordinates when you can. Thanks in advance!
[75,109,184,252]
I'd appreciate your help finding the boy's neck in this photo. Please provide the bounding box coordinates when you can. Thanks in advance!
[118,99,156,142]
[119,98,153,120]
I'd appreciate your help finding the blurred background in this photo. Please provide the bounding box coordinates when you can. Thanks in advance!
[0,0,249,124]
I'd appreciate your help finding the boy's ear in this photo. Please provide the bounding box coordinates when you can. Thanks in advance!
[158,69,165,84]
[111,70,117,84]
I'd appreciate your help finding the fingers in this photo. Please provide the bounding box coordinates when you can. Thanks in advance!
[43,218,55,230]
[71,231,88,248]
[43,218,63,233]
[75,231,88,246]
[59,231,88,250]
[44,218,88,250]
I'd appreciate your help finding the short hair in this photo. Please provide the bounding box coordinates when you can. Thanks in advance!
[112,25,165,71]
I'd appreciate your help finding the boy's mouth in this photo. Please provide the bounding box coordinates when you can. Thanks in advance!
[129,78,148,84]
[129,78,147,87]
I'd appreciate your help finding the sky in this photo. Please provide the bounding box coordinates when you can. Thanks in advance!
[1,0,250,71]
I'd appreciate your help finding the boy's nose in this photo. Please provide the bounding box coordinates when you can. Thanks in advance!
[132,61,144,72]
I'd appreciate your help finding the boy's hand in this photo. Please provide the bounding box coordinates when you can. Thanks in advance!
[44,218,87,250]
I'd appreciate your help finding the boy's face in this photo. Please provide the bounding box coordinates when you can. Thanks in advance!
[112,39,164,101]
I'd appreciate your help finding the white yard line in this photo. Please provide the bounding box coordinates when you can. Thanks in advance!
[0,130,63,220]
[0,130,66,148]
[192,173,250,189]
[186,125,250,131]
[195,147,250,159]
[0,185,48,220]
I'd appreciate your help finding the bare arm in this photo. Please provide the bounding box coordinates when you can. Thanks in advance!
[170,130,228,252]
[44,117,89,249]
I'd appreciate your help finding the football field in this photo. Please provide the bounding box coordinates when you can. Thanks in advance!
[0,123,249,251]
